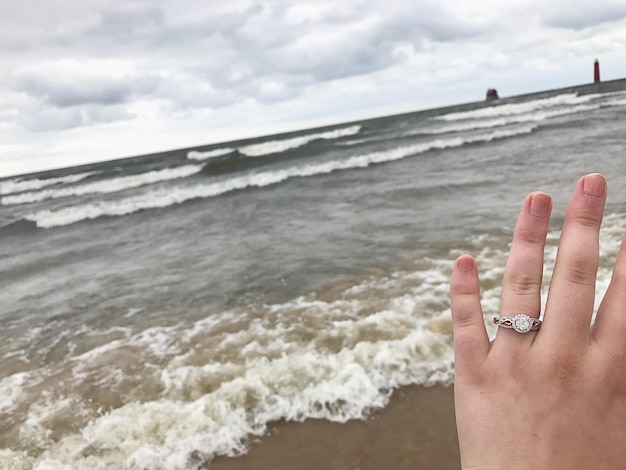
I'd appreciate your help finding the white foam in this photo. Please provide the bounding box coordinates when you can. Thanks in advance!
[25,125,536,228]
[238,125,361,157]
[15,255,455,468]
[0,372,30,414]
[434,93,597,122]
[187,148,234,161]
[419,104,601,135]
[608,98,626,106]
[0,172,98,195]
[2,165,203,205]
[0,450,34,470]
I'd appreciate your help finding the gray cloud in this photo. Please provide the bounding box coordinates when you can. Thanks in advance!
[539,3,626,30]
[15,68,158,108]
[21,103,131,132]
[198,1,485,82]
[89,4,167,41]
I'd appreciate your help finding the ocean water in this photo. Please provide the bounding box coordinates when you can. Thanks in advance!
[2,87,626,469]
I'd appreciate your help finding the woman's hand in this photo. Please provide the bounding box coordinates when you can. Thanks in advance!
[450,173,626,469]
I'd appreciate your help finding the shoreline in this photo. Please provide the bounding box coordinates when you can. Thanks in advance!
[208,384,460,470]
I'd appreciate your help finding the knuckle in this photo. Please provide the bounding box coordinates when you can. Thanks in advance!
[561,255,598,287]
[492,349,531,381]
[514,227,547,246]
[452,306,480,330]
[547,350,583,387]
[600,365,626,395]
[570,208,602,229]
[505,270,542,295]
[593,349,626,395]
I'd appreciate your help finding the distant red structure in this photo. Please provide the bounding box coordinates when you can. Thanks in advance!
[594,59,601,83]
[485,88,499,101]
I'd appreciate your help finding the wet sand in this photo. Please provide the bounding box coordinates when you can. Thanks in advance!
[210,385,460,470]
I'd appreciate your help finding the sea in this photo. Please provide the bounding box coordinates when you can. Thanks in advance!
[2,84,626,469]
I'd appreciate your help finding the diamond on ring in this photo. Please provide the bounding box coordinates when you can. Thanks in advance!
[493,314,541,333]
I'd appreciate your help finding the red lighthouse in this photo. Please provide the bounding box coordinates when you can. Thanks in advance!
[594,59,601,83]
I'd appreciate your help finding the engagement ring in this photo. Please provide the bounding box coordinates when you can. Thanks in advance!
[493,314,541,333]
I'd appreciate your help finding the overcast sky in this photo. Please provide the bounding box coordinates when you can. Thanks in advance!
[1,0,625,177]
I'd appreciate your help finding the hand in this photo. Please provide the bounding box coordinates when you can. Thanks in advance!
[450,173,626,469]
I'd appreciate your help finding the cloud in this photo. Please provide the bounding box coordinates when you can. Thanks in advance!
[88,4,167,41]
[538,1,626,30]
[8,58,159,130]
[7,1,486,112]
[26,105,131,132]
[193,1,486,83]
[1,0,626,176]
[14,59,158,108]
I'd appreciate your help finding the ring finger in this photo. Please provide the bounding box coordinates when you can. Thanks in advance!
[494,191,552,350]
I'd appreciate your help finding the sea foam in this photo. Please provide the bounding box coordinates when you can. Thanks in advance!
[2,165,203,205]
[238,125,362,157]
[418,104,601,135]
[187,148,235,161]
[0,172,98,195]
[3,252,457,469]
[433,92,598,121]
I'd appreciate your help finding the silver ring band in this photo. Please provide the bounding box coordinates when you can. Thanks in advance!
[493,314,541,334]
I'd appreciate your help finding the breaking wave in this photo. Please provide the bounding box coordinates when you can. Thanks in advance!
[0,172,98,195]
[238,125,362,157]
[0,253,457,469]
[418,104,601,135]
[187,148,235,161]
[185,126,362,162]
[2,165,203,206]
[433,93,598,121]
[25,125,537,228]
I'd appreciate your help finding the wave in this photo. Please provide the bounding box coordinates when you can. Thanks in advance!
[0,218,38,235]
[185,126,362,162]
[417,103,601,135]
[335,137,383,147]
[2,165,203,206]
[0,171,98,195]
[433,93,598,122]
[608,98,626,106]
[238,125,362,157]
[0,255,456,468]
[25,125,537,228]
[187,148,235,161]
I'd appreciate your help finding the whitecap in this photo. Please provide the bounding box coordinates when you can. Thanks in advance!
[25,125,537,229]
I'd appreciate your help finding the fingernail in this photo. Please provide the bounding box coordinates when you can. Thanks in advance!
[582,173,607,199]
[530,193,551,217]
[457,255,475,272]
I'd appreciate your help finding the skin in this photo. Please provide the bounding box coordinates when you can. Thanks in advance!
[450,173,626,469]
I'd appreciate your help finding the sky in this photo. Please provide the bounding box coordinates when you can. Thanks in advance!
[1,0,626,178]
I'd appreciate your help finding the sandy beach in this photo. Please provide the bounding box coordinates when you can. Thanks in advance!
[210,385,460,470]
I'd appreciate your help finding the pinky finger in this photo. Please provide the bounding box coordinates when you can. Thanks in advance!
[450,255,490,376]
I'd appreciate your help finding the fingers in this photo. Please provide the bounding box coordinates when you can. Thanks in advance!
[496,192,552,347]
[541,174,606,347]
[450,255,490,375]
